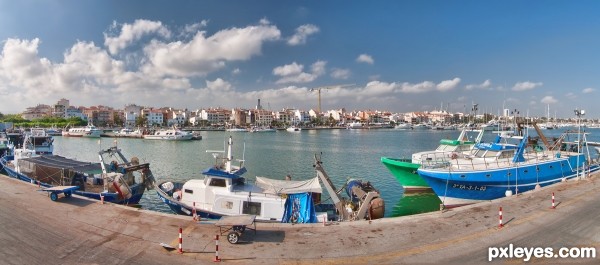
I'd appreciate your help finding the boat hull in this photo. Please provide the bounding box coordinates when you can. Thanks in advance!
[380,157,430,191]
[143,135,193,140]
[417,155,599,207]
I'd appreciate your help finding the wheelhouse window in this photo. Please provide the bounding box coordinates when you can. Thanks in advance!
[242,201,261,215]
[209,178,227,187]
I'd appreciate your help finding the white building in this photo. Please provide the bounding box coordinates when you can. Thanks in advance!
[167,110,187,126]
[65,108,87,121]
[145,110,164,126]
[294,110,311,123]
[201,108,230,125]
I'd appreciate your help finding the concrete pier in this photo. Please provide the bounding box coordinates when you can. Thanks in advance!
[0,173,598,264]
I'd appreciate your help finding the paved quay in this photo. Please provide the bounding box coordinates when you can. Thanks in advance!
[0,173,598,264]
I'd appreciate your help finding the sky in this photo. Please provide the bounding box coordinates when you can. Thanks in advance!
[1,0,600,119]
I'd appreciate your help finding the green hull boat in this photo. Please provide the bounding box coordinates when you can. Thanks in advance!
[380,157,430,191]
[381,129,484,191]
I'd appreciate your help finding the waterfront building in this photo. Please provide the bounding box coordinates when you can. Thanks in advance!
[65,107,87,121]
[143,109,164,126]
[201,108,230,126]
[83,106,114,126]
[21,104,53,120]
[52,98,69,118]
[294,110,311,123]
[274,110,292,124]
[123,104,143,127]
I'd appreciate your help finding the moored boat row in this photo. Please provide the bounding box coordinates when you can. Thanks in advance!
[382,119,600,209]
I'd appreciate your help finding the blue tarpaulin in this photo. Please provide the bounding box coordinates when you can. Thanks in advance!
[281,193,317,223]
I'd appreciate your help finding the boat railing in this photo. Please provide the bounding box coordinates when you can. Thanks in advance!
[419,148,575,171]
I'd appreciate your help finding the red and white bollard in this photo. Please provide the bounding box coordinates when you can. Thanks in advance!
[178,227,183,254]
[551,192,556,209]
[498,207,503,228]
[100,195,104,205]
[213,235,221,262]
[192,202,198,221]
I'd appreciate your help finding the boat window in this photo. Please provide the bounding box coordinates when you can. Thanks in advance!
[242,201,261,215]
[473,149,486,158]
[209,178,227,187]
[184,189,193,194]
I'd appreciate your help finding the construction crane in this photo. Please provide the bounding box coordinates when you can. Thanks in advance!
[309,84,354,113]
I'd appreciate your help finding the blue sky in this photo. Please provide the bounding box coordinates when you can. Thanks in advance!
[1,0,599,119]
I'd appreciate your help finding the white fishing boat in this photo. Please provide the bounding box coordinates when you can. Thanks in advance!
[156,136,323,222]
[143,126,192,141]
[394,122,412,130]
[225,127,248,132]
[115,128,143,137]
[286,126,302,132]
[63,124,102,138]
[25,128,54,154]
[155,136,386,223]
[249,126,276,133]
[347,121,364,129]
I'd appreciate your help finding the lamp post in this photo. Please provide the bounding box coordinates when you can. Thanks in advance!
[574,109,585,179]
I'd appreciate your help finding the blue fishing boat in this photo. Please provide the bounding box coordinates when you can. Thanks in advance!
[0,141,156,205]
[417,125,600,208]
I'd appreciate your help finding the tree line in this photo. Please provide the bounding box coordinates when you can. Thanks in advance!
[0,112,87,128]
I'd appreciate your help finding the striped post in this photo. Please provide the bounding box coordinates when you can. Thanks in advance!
[498,207,503,228]
[213,235,221,262]
[100,195,104,205]
[551,192,555,209]
[192,202,198,221]
[178,227,183,254]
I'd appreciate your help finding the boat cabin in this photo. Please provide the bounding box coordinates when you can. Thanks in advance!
[179,168,286,221]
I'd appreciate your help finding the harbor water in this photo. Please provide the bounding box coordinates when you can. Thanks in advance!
[51,127,600,217]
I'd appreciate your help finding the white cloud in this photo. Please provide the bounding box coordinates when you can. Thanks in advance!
[287,24,320,46]
[273,62,303,76]
[0,38,52,90]
[465,79,491,90]
[143,22,281,77]
[512,81,543,91]
[104,19,171,54]
[206,78,232,91]
[273,60,326,84]
[331,68,351,79]
[356,54,374,64]
[232,68,241,75]
[565,92,577,99]
[436,78,461,92]
[311,60,326,76]
[400,81,436,93]
[181,20,209,36]
[582,87,595,94]
[540,96,558,104]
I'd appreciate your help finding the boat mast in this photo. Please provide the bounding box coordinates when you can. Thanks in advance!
[226,136,233,173]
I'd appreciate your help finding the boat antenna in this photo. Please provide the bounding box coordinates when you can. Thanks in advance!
[242,141,246,164]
